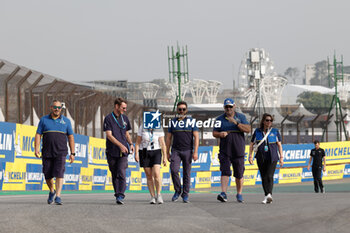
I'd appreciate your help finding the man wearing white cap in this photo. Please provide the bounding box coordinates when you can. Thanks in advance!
[213,98,250,203]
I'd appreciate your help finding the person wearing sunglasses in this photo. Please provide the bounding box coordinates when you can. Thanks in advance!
[103,97,134,204]
[166,101,199,203]
[213,98,250,203]
[248,113,284,204]
[35,100,75,205]
[135,124,167,204]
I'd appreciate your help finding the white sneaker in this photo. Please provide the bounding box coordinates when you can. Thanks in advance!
[149,197,156,204]
[266,193,273,204]
[157,194,164,204]
[262,196,268,204]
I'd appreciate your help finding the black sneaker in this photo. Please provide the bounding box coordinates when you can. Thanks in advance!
[217,192,227,202]
[172,192,180,202]
[116,196,124,205]
[182,195,189,203]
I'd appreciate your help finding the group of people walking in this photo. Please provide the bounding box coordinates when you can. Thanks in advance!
[34,97,327,205]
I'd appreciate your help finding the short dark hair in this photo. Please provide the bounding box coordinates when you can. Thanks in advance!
[114,97,127,106]
[50,100,61,106]
[314,140,320,144]
[177,101,187,108]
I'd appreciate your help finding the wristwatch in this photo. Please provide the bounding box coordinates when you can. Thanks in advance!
[71,153,76,156]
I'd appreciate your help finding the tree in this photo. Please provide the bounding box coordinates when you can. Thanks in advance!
[284,67,300,84]
[310,60,333,87]
[296,91,333,114]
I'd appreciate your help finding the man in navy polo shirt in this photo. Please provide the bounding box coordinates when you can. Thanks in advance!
[213,98,250,203]
[166,101,199,203]
[104,97,134,204]
[35,100,75,205]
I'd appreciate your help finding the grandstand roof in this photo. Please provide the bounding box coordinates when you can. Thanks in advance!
[281,84,333,105]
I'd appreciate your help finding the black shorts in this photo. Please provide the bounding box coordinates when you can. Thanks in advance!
[42,156,66,179]
[219,153,245,179]
[139,149,162,168]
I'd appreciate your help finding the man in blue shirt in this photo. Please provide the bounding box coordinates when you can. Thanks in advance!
[213,98,250,203]
[35,100,75,205]
[104,97,134,204]
[166,101,199,203]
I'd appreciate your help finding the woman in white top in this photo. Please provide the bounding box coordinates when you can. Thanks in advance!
[135,125,167,204]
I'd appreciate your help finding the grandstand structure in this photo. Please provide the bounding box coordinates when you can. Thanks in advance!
[0,59,143,142]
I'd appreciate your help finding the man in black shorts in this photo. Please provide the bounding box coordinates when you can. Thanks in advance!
[213,98,250,203]
[308,140,326,193]
[35,100,75,205]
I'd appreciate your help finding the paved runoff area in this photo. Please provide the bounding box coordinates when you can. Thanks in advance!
[1,179,350,233]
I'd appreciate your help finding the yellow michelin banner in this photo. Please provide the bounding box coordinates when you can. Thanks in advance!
[279,168,302,184]
[1,121,350,191]
[321,141,350,165]
[323,165,345,180]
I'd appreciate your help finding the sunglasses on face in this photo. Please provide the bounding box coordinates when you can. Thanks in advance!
[265,119,273,122]
[225,105,233,109]
[52,106,62,110]
[178,108,186,112]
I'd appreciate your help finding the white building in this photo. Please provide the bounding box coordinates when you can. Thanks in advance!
[304,64,316,85]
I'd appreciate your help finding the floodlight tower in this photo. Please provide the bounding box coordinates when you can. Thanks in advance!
[322,53,348,141]
[247,48,267,118]
[168,43,189,111]
[238,48,287,114]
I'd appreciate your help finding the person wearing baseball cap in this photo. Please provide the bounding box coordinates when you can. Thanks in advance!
[213,98,250,203]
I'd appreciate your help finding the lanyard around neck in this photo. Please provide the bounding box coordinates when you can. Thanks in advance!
[112,112,126,129]
[262,128,272,143]
[148,129,154,142]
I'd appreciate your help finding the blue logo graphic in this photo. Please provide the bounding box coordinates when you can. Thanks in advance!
[143,110,161,129]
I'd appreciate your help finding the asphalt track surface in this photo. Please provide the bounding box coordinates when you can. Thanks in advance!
[0,180,349,233]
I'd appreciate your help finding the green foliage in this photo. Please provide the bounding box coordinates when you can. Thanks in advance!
[296,91,333,114]
[309,60,334,87]
[284,67,300,84]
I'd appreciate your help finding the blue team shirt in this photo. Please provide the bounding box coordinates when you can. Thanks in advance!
[251,128,282,161]
[36,114,74,158]
[104,112,131,157]
[213,112,249,158]
[168,117,198,151]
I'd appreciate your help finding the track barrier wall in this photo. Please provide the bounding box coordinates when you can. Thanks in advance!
[1,121,350,191]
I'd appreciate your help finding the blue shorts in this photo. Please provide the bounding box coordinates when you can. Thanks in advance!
[42,156,66,179]
[219,153,245,179]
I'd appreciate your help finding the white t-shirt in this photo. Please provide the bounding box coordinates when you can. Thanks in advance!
[137,125,164,150]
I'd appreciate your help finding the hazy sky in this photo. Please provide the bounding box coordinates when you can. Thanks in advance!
[0,0,349,88]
